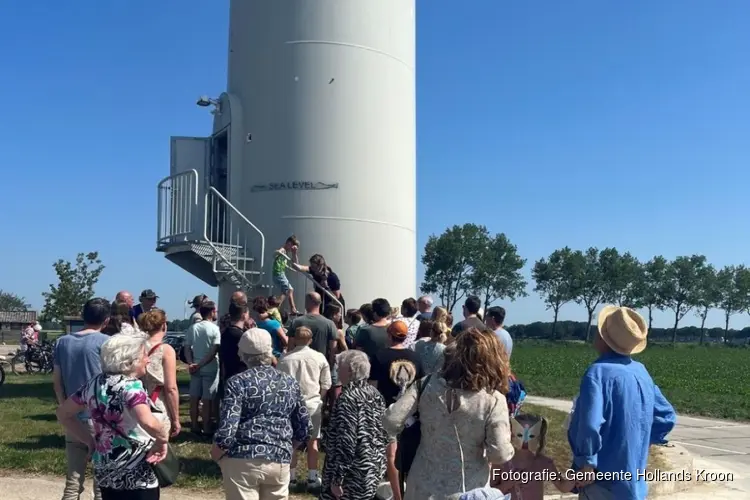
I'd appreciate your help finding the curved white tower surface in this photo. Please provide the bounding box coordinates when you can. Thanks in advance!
[217,0,417,311]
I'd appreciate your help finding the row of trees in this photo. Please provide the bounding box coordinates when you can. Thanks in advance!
[421,224,750,344]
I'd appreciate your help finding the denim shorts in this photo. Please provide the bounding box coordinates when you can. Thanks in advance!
[189,371,219,400]
[273,273,292,293]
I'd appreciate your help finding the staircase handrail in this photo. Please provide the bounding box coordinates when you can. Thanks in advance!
[157,169,199,245]
[203,187,266,286]
[277,252,344,312]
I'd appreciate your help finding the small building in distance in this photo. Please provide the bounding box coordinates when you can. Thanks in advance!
[63,316,85,334]
[0,310,38,343]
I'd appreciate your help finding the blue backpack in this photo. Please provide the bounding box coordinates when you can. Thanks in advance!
[507,373,526,417]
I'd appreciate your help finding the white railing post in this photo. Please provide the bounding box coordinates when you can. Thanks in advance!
[156,169,199,247]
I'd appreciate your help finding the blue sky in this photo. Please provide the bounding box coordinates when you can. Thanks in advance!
[1,1,749,329]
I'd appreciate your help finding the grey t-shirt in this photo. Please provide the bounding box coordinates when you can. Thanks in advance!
[54,331,109,418]
[289,313,337,357]
[450,316,487,337]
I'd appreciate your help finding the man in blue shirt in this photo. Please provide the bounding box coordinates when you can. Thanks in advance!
[132,288,158,320]
[484,306,513,359]
[53,298,111,500]
[568,305,676,500]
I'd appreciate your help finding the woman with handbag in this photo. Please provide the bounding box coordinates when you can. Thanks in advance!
[383,327,515,499]
[139,309,181,437]
[56,334,171,500]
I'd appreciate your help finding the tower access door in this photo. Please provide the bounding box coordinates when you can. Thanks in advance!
[206,129,229,244]
[167,136,210,242]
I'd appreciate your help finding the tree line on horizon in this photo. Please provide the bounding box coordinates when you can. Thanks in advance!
[420,223,750,345]
[4,235,750,347]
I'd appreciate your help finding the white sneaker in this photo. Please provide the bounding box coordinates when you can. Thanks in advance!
[306,477,322,491]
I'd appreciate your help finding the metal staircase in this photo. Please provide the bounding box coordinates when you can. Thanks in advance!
[156,169,266,291]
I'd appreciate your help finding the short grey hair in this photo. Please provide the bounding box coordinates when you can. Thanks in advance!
[418,296,433,307]
[241,351,275,368]
[337,350,370,382]
[101,334,149,375]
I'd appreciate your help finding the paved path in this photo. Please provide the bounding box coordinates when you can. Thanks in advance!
[0,475,312,500]
[527,396,750,497]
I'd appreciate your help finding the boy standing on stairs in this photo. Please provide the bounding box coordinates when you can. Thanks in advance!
[273,235,301,315]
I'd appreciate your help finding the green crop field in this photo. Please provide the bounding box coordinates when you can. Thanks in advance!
[512,340,750,421]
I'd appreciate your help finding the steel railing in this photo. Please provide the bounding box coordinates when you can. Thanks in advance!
[204,186,266,288]
[277,252,344,311]
[157,169,199,246]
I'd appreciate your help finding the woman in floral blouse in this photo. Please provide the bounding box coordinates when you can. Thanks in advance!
[56,335,169,500]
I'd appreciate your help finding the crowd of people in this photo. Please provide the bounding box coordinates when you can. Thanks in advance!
[49,239,678,500]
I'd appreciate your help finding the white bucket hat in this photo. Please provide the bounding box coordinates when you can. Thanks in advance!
[238,328,273,356]
[597,305,648,356]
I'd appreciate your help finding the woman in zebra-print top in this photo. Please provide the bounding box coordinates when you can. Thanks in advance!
[320,350,388,500]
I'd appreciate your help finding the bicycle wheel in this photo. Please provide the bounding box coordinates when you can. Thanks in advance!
[25,358,43,374]
[42,354,54,374]
[10,353,25,375]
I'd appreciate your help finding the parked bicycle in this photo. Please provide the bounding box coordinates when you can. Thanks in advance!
[9,340,54,374]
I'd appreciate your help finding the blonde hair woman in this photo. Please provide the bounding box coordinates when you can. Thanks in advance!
[138,309,181,437]
[412,320,448,374]
[432,306,449,327]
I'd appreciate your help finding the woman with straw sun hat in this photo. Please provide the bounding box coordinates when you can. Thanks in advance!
[566,306,677,500]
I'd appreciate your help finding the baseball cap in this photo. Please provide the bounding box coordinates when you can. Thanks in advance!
[140,289,158,299]
[387,320,409,339]
[238,328,273,356]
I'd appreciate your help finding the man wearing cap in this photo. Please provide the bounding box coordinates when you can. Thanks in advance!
[190,294,208,324]
[185,300,221,435]
[132,289,158,320]
[369,320,424,500]
[567,306,676,500]
[212,328,310,499]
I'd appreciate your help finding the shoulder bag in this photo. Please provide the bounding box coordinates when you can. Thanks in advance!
[395,373,432,477]
[145,341,180,487]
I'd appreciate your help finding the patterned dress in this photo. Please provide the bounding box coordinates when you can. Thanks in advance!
[319,379,388,500]
[412,340,446,374]
[383,376,515,500]
[72,373,158,491]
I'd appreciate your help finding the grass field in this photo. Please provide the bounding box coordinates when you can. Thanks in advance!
[512,340,750,421]
[0,373,664,495]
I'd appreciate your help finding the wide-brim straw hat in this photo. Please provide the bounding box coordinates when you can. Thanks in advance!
[597,305,648,356]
